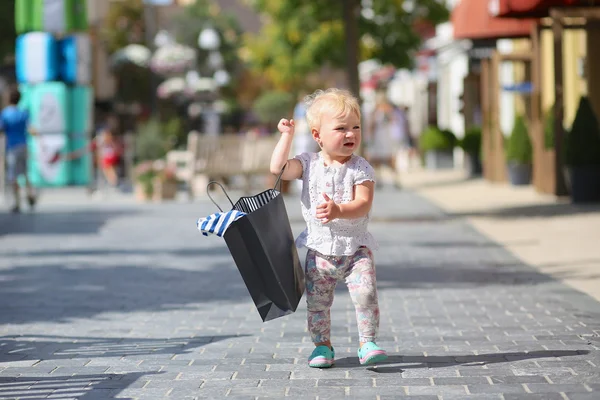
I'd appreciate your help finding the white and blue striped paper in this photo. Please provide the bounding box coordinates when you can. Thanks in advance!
[197,210,246,237]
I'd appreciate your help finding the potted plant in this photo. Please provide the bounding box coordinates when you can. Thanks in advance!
[505,115,532,185]
[134,161,156,202]
[419,126,456,170]
[152,162,178,201]
[133,160,178,202]
[460,126,482,177]
[565,96,600,203]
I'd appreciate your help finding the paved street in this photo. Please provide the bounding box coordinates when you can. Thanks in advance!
[0,188,599,400]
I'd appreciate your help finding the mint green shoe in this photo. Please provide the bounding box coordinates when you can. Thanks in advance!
[358,342,388,365]
[308,345,335,368]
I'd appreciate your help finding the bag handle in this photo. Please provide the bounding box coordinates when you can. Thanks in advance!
[206,181,235,212]
[206,164,287,212]
[273,163,286,191]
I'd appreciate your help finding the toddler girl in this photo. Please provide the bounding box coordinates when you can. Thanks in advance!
[270,88,387,368]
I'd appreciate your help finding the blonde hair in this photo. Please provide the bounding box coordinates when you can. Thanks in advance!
[304,88,361,130]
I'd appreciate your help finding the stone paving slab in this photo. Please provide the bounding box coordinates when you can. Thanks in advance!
[0,189,598,399]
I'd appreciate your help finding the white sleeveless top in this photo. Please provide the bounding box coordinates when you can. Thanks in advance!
[293,152,378,256]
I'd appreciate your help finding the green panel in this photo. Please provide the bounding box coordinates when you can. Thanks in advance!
[29,0,44,32]
[69,86,93,185]
[28,82,68,134]
[15,0,33,33]
[30,0,88,33]
[68,86,92,133]
[17,84,32,111]
[27,133,70,187]
[69,0,88,32]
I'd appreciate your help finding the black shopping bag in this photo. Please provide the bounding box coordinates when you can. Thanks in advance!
[207,169,304,322]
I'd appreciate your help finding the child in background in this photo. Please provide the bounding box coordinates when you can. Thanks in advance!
[0,87,37,213]
[269,88,387,368]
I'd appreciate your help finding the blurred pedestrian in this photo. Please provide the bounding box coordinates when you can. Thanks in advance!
[93,115,121,188]
[393,105,417,172]
[365,91,403,186]
[1,87,37,213]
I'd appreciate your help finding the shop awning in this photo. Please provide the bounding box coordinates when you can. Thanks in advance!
[494,0,583,18]
[452,0,536,40]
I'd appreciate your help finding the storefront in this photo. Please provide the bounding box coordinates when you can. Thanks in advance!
[493,0,600,196]
[451,0,536,184]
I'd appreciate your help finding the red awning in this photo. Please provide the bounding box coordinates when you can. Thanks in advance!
[452,0,537,40]
[495,0,583,18]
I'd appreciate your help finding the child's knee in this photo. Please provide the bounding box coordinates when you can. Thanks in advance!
[350,281,379,309]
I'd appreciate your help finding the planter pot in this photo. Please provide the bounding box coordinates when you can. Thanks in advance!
[152,178,178,202]
[507,162,532,186]
[567,165,600,203]
[134,182,153,202]
[465,152,482,177]
[425,150,454,170]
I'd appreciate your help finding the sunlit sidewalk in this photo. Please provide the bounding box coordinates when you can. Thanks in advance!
[402,167,600,302]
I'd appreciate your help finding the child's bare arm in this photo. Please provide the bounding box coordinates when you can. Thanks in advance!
[316,181,374,223]
[270,118,303,180]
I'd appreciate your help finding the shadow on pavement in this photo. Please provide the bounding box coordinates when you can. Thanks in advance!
[0,247,229,258]
[0,209,138,237]
[410,239,538,249]
[375,261,555,289]
[0,261,252,325]
[370,202,600,223]
[335,349,590,371]
[0,334,245,399]
[0,372,154,400]
[454,202,600,219]
[0,334,243,362]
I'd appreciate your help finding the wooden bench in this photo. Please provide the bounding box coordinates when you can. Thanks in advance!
[166,132,279,199]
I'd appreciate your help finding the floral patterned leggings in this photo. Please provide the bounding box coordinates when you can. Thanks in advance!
[305,246,380,344]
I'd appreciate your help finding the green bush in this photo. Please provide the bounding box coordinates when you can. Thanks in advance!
[441,129,458,149]
[252,91,295,125]
[566,96,600,166]
[506,115,532,164]
[460,126,482,155]
[419,126,455,152]
[135,118,170,162]
[163,117,184,150]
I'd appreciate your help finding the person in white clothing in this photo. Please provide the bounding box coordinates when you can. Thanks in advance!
[270,88,387,369]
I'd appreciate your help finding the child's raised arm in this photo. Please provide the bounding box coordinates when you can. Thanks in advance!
[270,118,303,180]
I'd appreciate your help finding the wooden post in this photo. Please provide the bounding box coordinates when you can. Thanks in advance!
[552,14,569,196]
[491,50,506,182]
[586,21,600,121]
[481,57,492,181]
[530,23,546,193]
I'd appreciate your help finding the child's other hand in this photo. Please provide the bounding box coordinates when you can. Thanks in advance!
[316,193,340,224]
[278,118,295,136]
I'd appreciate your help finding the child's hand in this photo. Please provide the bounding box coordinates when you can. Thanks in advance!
[316,193,340,224]
[278,118,295,136]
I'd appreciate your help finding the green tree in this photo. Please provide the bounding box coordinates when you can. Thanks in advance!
[101,0,146,55]
[243,0,449,95]
[100,0,153,109]
[0,0,16,64]
[170,0,244,100]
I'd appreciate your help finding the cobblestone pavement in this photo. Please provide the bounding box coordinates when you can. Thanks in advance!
[0,189,599,400]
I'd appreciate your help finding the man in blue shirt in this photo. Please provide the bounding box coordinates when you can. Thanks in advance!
[1,87,37,213]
